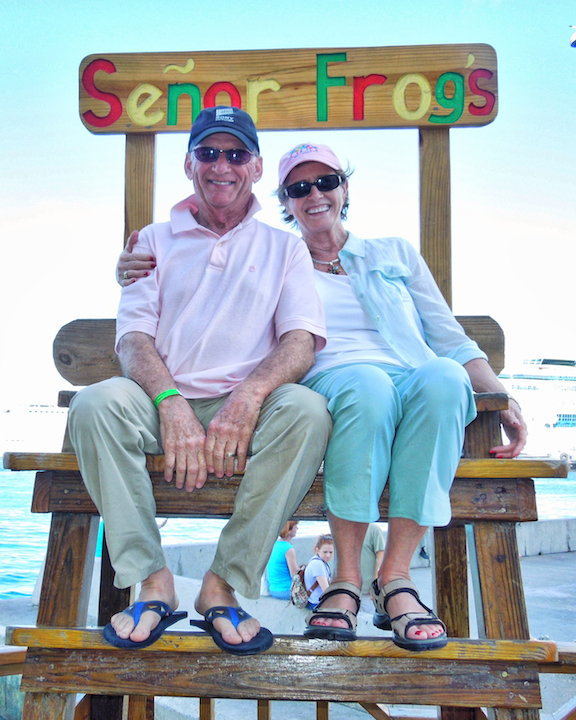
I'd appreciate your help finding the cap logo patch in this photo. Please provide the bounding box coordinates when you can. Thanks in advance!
[289,143,319,158]
[215,107,234,121]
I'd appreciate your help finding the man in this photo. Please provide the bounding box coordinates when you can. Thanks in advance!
[360,523,385,612]
[69,106,331,655]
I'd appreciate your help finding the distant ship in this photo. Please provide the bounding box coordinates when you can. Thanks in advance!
[499,359,576,467]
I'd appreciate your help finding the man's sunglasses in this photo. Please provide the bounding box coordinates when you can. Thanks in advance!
[191,146,256,165]
[284,174,342,199]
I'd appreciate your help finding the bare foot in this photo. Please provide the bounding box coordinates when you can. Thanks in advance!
[379,576,444,641]
[310,580,360,629]
[194,570,261,646]
[110,566,178,644]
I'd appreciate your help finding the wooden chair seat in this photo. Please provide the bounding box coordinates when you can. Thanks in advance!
[2,316,573,720]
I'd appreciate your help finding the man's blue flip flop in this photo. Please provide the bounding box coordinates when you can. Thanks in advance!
[190,606,274,655]
[103,600,188,649]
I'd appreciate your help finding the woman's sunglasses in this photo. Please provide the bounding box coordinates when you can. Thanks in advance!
[192,146,256,165]
[284,174,342,199]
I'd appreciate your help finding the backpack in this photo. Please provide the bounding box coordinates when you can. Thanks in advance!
[289,564,318,609]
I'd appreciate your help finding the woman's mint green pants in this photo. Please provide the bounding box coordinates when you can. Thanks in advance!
[303,357,476,527]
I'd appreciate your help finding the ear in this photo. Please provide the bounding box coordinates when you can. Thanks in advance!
[252,154,264,183]
[184,152,194,180]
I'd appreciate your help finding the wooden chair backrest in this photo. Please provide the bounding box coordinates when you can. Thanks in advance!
[52,315,505,388]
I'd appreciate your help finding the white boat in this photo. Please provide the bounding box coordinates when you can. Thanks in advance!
[499,359,576,466]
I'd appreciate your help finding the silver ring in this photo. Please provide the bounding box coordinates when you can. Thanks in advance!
[225,452,236,458]
[123,271,129,280]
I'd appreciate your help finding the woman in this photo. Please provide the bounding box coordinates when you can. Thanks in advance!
[304,534,334,608]
[117,142,527,651]
[266,520,299,601]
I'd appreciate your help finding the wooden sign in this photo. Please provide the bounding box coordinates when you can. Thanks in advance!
[79,44,497,134]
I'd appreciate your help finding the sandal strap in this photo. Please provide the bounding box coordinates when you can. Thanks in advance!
[380,579,435,615]
[305,606,358,632]
[391,611,446,639]
[316,582,362,613]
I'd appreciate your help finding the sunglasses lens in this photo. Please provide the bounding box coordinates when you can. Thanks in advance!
[285,175,341,199]
[193,147,253,165]
[193,147,218,163]
[227,149,253,165]
[286,181,311,199]
[317,175,340,192]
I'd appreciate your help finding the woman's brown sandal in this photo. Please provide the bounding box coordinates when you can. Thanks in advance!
[372,578,447,651]
[304,581,361,641]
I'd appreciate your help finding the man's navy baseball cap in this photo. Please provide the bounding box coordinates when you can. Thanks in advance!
[188,106,260,154]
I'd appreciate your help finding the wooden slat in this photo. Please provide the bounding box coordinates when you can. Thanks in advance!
[0,645,26,677]
[539,642,576,674]
[13,470,540,522]
[420,127,452,308]
[124,134,155,245]
[36,514,99,627]
[16,646,542,708]
[50,316,505,387]
[6,627,558,663]
[4,451,567,479]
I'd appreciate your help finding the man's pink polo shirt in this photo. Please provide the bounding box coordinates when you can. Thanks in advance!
[116,194,326,398]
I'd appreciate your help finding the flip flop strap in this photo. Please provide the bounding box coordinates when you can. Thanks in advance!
[128,600,172,626]
[205,606,252,629]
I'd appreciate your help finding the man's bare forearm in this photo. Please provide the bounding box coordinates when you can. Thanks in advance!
[119,331,178,400]
[238,329,316,404]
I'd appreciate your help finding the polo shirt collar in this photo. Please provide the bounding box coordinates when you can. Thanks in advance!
[170,193,263,234]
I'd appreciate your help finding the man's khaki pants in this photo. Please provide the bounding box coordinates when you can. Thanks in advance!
[69,377,331,598]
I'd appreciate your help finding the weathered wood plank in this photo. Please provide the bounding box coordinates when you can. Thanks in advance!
[125,134,155,246]
[4,451,567,479]
[539,642,576,674]
[472,522,530,640]
[18,648,541,707]
[49,316,505,387]
[9,470,540,522]
[0,645,26,677]
[22,691,72,720]
[6,628,558,663]
[434,525,470,638]
[420,127,452,307]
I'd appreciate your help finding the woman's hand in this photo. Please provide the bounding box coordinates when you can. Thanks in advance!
[489,398,528,458]
[117,230,156,286]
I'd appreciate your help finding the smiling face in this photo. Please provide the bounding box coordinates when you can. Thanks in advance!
[282,161,347,241]
[185,131,263,219]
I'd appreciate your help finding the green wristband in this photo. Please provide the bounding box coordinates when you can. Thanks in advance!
[154,388,182,408]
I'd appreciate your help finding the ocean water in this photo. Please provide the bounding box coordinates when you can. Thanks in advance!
[1,468,574,600]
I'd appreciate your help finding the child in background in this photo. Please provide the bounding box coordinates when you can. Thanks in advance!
[304,534,334,608]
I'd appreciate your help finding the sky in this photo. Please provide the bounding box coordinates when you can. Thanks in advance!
[1,0,575,409]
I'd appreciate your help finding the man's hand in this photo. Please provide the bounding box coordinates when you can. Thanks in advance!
[158,394,208,491]
[204,387,262,477]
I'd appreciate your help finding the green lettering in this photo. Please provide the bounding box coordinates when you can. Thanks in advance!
[316,53,347,122]
[167,84,202,126]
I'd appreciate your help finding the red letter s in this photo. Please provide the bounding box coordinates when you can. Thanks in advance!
[81,59,123,128]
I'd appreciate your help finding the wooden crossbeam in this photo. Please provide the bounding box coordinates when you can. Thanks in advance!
[0,645,26,677]
[3,451,568,479]
[4,469,542,522]
[13,644,543,708]
[5,627,558,663]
